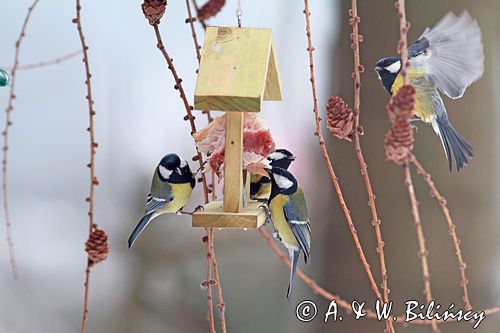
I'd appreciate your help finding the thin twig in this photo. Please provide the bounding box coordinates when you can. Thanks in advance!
[210,230,227,333]
[403,163,439,332]
[395,0,410,85]
[74,0,100,331]
[2,50,82,71]
[348,3,393,332]
[151,23,216,333]
[410,154,472,310]
[302,0,383,303]
[183,4,225,330]
[203,231,216,333]
[2,0,41,280]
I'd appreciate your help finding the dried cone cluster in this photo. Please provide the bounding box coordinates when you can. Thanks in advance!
[85,227,109,268]
[326,96,356,142]
[142,0,167,25]
[198,0,226,21]
[384,85,416,165]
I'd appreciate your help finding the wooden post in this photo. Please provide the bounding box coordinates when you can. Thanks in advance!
[223,112,244,212]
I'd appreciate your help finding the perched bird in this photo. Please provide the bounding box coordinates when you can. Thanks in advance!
[266,166,311,298]
[250,149,295,201]
[375,11,484,171]
[128,153,195,248]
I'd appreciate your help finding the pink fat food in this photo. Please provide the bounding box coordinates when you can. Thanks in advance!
[194,113,275,177]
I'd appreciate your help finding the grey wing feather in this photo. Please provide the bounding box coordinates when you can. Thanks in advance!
[410,11,484,99]
[145,195,169,215]
[284,192,311,263]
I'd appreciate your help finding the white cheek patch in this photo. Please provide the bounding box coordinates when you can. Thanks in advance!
[180,159,187,168]
[159,165,173,179]
[273,173,293,190]
[268,152,286,161]
[385,61,401,73]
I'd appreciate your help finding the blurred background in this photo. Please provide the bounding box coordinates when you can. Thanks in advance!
[1,0,499,332]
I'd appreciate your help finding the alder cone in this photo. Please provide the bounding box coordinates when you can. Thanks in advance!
[384,85,416,164]
[85,227,109,267]
[326,96,356,142]
[142,0,167,25]
[198,0,226,21]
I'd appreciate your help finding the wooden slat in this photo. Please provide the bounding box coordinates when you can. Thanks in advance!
[263,43,282,101]
[223,112,244,212]
[192,201,266,228]
[194,26,282,112]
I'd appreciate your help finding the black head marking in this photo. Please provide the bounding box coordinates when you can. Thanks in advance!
[268,149,296,170]
[375,57,401,95]
[267,166,298,200]
[157,153,192,184]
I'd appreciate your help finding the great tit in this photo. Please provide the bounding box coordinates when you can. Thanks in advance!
[128,153,195,248]
[250,149,295,201]
[266,166,311,298]
[375,11,484,171]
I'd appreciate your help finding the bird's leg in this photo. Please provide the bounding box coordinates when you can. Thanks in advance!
[178,205,205,215]
[259,203,280,240]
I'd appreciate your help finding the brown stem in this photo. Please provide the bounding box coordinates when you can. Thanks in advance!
[395,0,410,85]
[302,0,382,303]
[348,3,393,332]
[210,230,227,333]
[2,0,40,280]
[74,0,100,331]
[410,154,472,310]
[184,3,224,327]
[204,230,216,333]
[403,163,439,332]
[152,24,209,201]
[2,50,82,71]
[184,0,216,196]
[150,23,218,332]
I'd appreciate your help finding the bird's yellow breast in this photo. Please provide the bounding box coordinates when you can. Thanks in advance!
[269,194,298,247]
[392,67,436,122]
[160,183,193,214]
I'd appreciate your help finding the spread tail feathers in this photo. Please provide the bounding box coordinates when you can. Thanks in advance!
[128,212,155,248]
[432,117,474,172]
[287,249,300,299]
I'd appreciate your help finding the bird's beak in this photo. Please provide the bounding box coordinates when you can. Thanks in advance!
[175,167,182,175]
[289,155,296,161]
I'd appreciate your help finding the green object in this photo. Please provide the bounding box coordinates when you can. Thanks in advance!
[0,69,10,87]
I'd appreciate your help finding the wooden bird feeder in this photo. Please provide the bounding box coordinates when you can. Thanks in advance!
[192,26,282,229]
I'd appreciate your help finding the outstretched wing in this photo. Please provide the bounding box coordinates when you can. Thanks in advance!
[283,187,311,263]
[409,11,484,99]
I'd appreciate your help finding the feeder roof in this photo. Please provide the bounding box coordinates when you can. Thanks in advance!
[194,26,282,113]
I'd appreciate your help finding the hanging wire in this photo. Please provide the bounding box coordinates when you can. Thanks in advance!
[236,0,242,27]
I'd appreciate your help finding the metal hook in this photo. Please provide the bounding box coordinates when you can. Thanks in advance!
[236,0,242,27]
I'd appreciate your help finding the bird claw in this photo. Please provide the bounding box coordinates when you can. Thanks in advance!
[410,123,419,132]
